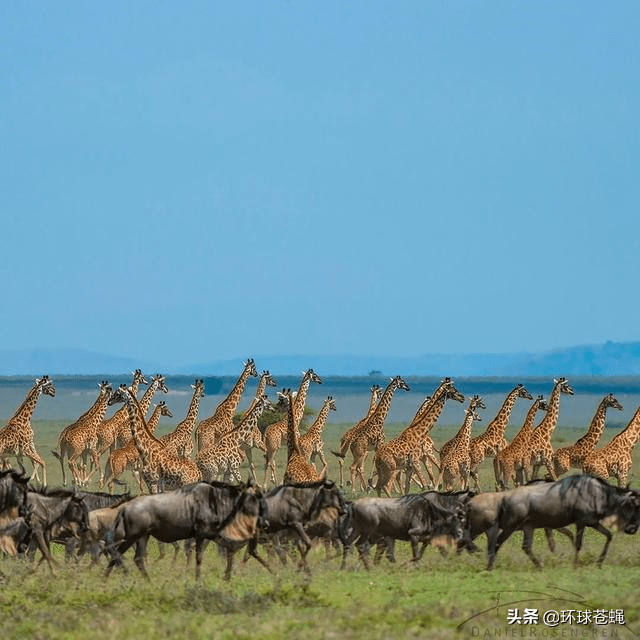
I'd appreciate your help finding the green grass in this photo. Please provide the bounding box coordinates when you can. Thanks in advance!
[3,419,640,639]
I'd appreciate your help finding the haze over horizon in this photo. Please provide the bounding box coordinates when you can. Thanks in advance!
[2,2,638,368]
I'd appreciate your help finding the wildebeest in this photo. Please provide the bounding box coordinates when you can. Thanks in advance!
[0,513,32,557]
[340,491,468,570]
[486,474,640,569]
[24,487,90,572]
[105,479,269,580]
[0,467,30,517]
[259,480,347,571]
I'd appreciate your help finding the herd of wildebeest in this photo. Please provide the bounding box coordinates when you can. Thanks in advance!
[1,366,640,582]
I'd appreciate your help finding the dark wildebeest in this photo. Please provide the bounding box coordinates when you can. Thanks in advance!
[487,474,640,570]
[259,480,348,571]
[0,512,32,557]
[24,487,90,572]
[105,479,269,580]
[0,467,30,517]
[340,491,468,570]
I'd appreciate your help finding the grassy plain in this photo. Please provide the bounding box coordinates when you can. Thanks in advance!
[2,417,640,640]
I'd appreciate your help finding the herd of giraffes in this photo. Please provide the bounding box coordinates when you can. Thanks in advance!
[0,365,638,497]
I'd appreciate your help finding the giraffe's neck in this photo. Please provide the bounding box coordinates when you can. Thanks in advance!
[175,387,203,437]
[123,392,161,469]
[363,382,399,443]
[287,395,302,460]
[137,378,163,416]
[232,400,268,445]
[454,411,476,449]
[246,374,271,414]
[146,404,164,434]
[575,399,609,449]
[410,381,449,427]
[306,400,332,438]
[8,383,43,426]
[535,383,563,440]
[480,389,519,441]
[610,407,640,450]
[217,364,254,419]
[111,375,144,424]
[511,400,544,446]
[409,387,449,435]
[293,376,313,425]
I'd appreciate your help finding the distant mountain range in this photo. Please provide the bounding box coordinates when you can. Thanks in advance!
[1,341,640,377]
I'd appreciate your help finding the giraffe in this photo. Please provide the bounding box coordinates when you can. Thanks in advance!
[195,358,258,452]
[94,369,148,459]
[372,379,465,497]
[197,394,274,483]
[553,393,623,478]
[158,379,205,458]
[101,400,173,492]
[282,389,324,484]
[466,384,534,491]
[435,395,486,491]
[493,395,548,490]
[331,384,382,487]
[344,375,411,492]
[262,369,323,486]
[527,377,575,480]
[583,403,640,486]
[108,384,201,493]
[52,381,113,486]
[0,376,55,485]
[299,396,337,475]
[96,374,169,486]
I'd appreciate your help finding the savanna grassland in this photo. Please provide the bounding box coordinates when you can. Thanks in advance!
[2,376,640,640]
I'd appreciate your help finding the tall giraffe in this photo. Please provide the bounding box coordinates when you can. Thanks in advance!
[583,403,640,486]
[331,384,382,487]
[527,377,575,480]
[96,374,168,485]
[373,379,465,496]
[493,395,548,490]
[95,369,148,458]
[0,376,55,485]
[195,358,258,451]
[346,375,410,492]
[282,390,323,484]
[262,369,323,486]
[553,393,623,478]
[101,400,173,492]
[435,396,486,491]
[197,394,274,483]
[467,384,534,491]
[158,379,205,458]
[299,396,337,475]
[108,385,201,493]
[52,381,113,486]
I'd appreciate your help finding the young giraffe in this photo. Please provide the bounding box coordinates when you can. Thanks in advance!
[0,376,55,485]
[101,401,173,492]
[493,395,548,490]
[435,396,486,491]
[331,384,382,487]
[583,402,640,486]
[195,358,258,452]
[108,385,201,493]
[52,381,113,486]
[262,369,323,486]
[158,379,205,458]
[373,379,465,497]
[197,394,274,483]
[346,375,411,492]
[299,396,337,475]
[95,369,148,458]
[96,374,169,486]
[553,393,623,478]
[527,377,575,480]
[466,384,534,491]
[282,390,324,484]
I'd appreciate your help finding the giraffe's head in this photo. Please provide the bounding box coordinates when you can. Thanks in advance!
[303,369,323,386]
[603,393,624,412]
[38,375,56,398]
[108,384,130,406]
[191,379,205,399]
[469,395,486,412]
[157,400,173,419]
[554,377,575,396]
[98,380,113,400]
[326,396,337,412]
[464,408,483,423]
[261,371,278,388]
[132,369,149,387]
[151,374,169,395]
[256,394,275,413]
[245,358,259,378]
[276,388,294,410]
[391,376,410,393]
[534,395,549,413]
[445,383,465,404]
[515,384,534,401]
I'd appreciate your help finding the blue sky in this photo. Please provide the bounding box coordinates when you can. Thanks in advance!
[1,2,638,368]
